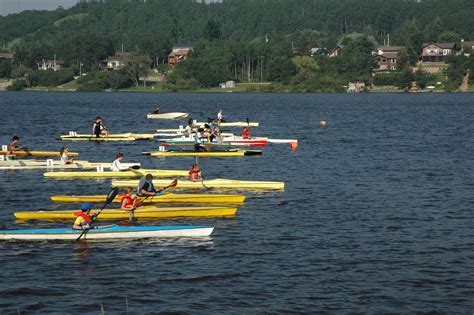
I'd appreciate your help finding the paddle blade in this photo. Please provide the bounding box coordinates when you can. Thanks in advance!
[105,187,120,204]
[168,179,178,188]
[131,165,140,170]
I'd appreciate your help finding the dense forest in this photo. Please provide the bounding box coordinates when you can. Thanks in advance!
[1,0,474,91]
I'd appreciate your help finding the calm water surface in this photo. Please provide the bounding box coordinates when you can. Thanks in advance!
[0,92,473,314]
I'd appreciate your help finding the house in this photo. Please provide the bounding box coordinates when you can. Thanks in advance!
[37,59,65,71]
[347,81,365,93]
[219,81,235,89]
[329,43,343,58]
[375,46,404,71]
[168,47,192,68]
[419,42,455,63]
[460,39,474,56]
[0,53,14,62]
[100,52,132,71]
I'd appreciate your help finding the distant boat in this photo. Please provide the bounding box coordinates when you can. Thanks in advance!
[147,112,189,119]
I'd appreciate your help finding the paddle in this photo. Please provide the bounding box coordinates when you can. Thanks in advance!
[76,187,119,241]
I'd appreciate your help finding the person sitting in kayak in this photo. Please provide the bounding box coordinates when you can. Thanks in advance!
[217,109,225,122]
[151,107,160,114]
[72,203,93,230]
[184,120,194,136]
[242,127,251,139]
[6,136,22,159]
[120,187,138,211]
[137,174,164,197]
[188,164,202,182]
[194,128,206,152]
[92,116,109,138]
[60,146,74,165]
[111,153,133,171]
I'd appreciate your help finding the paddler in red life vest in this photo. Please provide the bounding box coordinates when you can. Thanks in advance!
[242,127,251,139]
[72,203,93,230]
[188,164,202,182]
[120,187,138,211]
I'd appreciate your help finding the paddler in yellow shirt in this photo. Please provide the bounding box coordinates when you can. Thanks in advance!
[72,203,94,230]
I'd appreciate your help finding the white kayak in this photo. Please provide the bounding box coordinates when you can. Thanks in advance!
[0,160,139,170]
[0,225,213,240]
[147,112,189,119]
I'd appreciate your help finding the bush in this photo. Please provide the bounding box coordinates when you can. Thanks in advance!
[7,79,26,91]
[76,70,132,91]
[373,72,399,86]
[31,69,75,87]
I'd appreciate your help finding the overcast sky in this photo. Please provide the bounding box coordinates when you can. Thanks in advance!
[0,0,76,16]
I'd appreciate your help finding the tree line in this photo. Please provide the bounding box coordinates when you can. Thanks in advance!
[0,0,473,91]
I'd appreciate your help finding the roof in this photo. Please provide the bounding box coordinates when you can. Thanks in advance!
[377,46,403,52]
[461,40,474,48]
[378,52,398,59]
[106,52,132,61]
[169,49,191,57]
[422,42,455,49]
[40,59,65,64]
[0,53,14,59]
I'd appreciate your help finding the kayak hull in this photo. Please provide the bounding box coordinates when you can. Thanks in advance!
[0,160,139,170]
[51,193,246,204]
[0,150,79,157]
[146,150,262,157]
[0,225,213,240]
[14,206,238,220]
[147,112,189,119]
[60,132,155,141]
[112,178,284,190]
[43,169,188,178]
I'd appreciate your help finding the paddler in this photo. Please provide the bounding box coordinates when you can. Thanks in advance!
[242,127,251,139]
[120,187,139,211]
[60,146,74,165]
[184,120,194,136]
[6,136,22,159]
[188,164,202,182]
[72,203,94,230]
[151,107,160,114]
[137,174,164,196]
[217,109,224,122]
[92,116,109,138]
[111,153,134,171]
[194,128,206,152]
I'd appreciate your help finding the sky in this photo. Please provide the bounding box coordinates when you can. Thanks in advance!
[0,0,76,16]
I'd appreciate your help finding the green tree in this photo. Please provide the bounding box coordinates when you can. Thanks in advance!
[203,18,222,41]
[437,31,461,43]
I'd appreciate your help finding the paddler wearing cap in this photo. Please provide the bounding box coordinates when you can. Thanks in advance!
[72,203,94,230]
[136,174,165,197]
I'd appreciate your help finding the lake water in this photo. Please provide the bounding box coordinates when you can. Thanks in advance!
[0,92,473,313]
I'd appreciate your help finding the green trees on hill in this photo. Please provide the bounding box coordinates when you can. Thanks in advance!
[0,0,473,91]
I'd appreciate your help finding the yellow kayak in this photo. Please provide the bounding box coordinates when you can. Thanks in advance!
[148,151,244,157]
[14,206,237,220]
[50,192,245,204]
[0,150,79,157]
[112,178,284,190]
[59,137,139,142]
[43,169,188,178]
